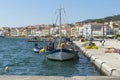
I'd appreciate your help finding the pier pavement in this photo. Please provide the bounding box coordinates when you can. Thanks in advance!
[74,39,120,77]
[0,76,120,80]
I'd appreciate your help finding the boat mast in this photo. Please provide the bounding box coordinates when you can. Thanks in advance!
[59,8,62,45]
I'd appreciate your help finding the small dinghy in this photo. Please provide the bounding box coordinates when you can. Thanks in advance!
[33,43,43,53]
[33,48,40,53]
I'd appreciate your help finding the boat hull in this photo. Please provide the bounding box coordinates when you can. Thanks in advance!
[46,49,79,61]
[33,48,40,53]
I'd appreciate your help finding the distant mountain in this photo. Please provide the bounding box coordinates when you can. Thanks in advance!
[77,14,120,24]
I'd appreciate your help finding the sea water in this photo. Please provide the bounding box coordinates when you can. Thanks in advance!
[0,37,101,76]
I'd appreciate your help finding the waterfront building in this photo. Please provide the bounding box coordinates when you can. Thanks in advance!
[41,29,49,37]
[79,27,84,37]
[30,29,38,37]
[83,24,103,39]
[109,21,114,29]
[10,28,20,37]
[35,30,42,37]
[108,21,120,36]
[65,27,71,37]
[19,28,27,37]
[2,27,11,37]
[0,30,4,36]
[25,27,33,37]
[71,26,80,37]
[0,27,4,37]
[61,28,67,37]
[50,27,55,36]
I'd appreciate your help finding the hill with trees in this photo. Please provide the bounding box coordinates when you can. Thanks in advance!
[78,14,120,24]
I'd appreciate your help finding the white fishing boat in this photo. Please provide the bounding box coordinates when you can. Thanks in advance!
[46,8,79,61]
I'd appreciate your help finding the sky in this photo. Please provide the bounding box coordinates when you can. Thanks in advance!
[0,0,120,27]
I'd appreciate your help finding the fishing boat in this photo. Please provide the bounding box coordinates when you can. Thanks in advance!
[47,48,79,61]
[46,8,79,61]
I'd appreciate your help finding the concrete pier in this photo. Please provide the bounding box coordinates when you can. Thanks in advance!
[0,76,120,80]
[74,39,120,77]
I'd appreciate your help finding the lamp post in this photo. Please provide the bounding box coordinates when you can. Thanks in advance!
[103,23,105,40]
[91,26,93,39]
[102,22,105,46]
[82,29,83,38]
[86,27,88,39]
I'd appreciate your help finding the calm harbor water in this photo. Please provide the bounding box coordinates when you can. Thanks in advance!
[0,38,101,76]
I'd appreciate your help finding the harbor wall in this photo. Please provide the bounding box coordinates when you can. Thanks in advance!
[74,41,120,76]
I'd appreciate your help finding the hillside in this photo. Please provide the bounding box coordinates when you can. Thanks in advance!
[79,14,120,23]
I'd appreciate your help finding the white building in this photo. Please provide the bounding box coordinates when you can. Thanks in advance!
[79,27,84,37]
[10,28,20,37]
[71,26,80,37]
[0,30,4,36]
[83,24,103,39]
[35,30,42,36]
[0,27,4,36]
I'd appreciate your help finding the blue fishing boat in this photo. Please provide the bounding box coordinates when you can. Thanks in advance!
[47,48,79,61]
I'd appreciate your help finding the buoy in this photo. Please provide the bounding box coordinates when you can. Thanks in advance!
[40,49,45,53]
[5,66,9,72]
